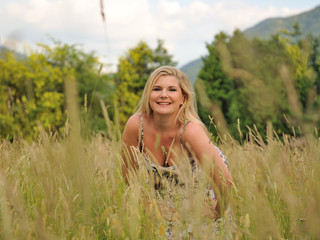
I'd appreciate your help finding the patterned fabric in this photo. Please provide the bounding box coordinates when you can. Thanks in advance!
[215,146,230,172]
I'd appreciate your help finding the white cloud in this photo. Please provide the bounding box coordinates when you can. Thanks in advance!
[106,0,156,43]
[5,0,103,34]
[0,0,309,69]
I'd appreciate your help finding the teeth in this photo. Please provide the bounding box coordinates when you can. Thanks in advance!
[158,103,170,105]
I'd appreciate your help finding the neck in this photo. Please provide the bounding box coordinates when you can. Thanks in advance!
[151,113,179,131]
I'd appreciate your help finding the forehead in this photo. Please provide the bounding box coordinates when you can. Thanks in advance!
[154,75,180,87]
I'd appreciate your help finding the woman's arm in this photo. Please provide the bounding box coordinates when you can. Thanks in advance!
[181,122,232,212]
[121,114,140,183]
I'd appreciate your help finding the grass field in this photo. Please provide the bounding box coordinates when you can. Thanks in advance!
[0,123,319,239]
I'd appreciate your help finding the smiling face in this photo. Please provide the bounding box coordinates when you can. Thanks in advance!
[149,75,185,116]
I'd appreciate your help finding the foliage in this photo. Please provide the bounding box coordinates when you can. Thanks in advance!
[0,52,28,138]
[0,40,113,140]
[32,40,115,137]
[113,40,177,127]
[196,27,320,140]
[196,32,236,137]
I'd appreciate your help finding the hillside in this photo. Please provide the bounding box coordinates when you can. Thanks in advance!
[181,4,320,82]
[180,58,203,84]
[243,5,320,39]
[0,46,7,54]
[0,46,25,59]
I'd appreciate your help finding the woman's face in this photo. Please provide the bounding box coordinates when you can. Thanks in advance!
[149,75,184,116]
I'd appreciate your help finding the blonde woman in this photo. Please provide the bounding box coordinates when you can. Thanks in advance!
[121,66,232,219]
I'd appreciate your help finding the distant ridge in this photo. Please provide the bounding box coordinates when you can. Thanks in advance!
[0,46,7,54]
[181,5,320,83]
[243,5,320,39]
[180,58,203,84]
[0,46,25,60]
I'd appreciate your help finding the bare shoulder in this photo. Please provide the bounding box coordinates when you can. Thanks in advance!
[182,121,207,139]
[181,121,210,148]
[124,114,140,132]
[122,114,141,146]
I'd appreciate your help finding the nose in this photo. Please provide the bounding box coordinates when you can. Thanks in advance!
[160,89,168,98]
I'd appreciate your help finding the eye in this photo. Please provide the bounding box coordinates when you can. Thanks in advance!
[153,88,161,91]
[169,88,177,92]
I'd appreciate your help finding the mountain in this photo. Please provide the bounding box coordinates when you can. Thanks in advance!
[0,46,6,54]
[180,58,203,84]
[0,45,25,59]
[181,5,320,83]
[243,5,320,40]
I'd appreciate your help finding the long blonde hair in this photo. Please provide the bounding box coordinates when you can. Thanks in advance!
[136,66,206,131]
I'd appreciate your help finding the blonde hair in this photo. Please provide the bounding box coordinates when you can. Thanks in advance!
[136,66,206,131]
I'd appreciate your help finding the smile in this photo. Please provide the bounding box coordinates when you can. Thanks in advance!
[157,102,171,105]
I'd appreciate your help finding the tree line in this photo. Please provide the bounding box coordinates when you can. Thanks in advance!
[0,27,319,141]
[196,26,320,140]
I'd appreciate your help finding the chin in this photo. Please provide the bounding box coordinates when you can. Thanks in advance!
[154,109,178,116]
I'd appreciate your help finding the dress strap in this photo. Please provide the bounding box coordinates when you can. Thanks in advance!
[138,113,144,151]
[179,121,191,152]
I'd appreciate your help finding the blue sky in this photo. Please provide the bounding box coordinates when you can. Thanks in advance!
[0,0,319,71]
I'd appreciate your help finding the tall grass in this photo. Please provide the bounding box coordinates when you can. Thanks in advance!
[0,71,319,239]
[0,120,319,239]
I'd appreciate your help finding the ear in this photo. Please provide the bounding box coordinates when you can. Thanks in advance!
[180,98,185,108]
[182,95,185,105]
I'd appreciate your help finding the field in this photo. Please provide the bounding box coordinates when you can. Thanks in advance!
[0,122,319,240]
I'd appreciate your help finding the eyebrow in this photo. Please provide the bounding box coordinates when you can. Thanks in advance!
[153,85,179,88]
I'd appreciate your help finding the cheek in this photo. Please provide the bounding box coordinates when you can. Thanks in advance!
[149,92,157,101]
[149,93,158,107]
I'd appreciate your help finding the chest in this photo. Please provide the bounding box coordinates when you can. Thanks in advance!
[142,130,183,166]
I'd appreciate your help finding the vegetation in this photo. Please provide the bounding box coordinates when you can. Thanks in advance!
[196,26,320,141]
[0,39,113,140]
[0,117,319,239]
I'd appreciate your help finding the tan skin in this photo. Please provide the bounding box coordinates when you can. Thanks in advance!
[121,75,232,216]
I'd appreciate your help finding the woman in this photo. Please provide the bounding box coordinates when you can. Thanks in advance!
[121,66,232,218]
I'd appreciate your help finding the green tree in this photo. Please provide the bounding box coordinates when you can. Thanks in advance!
[35,40,114,135]
[195,32,236,137]
[196,30,298,140]
[0,40,112,140]
[276,26,320,135]
[227,31,292,137]
[0,51,29,139]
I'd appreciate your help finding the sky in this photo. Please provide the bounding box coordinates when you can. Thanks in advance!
[1,0,319,71]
